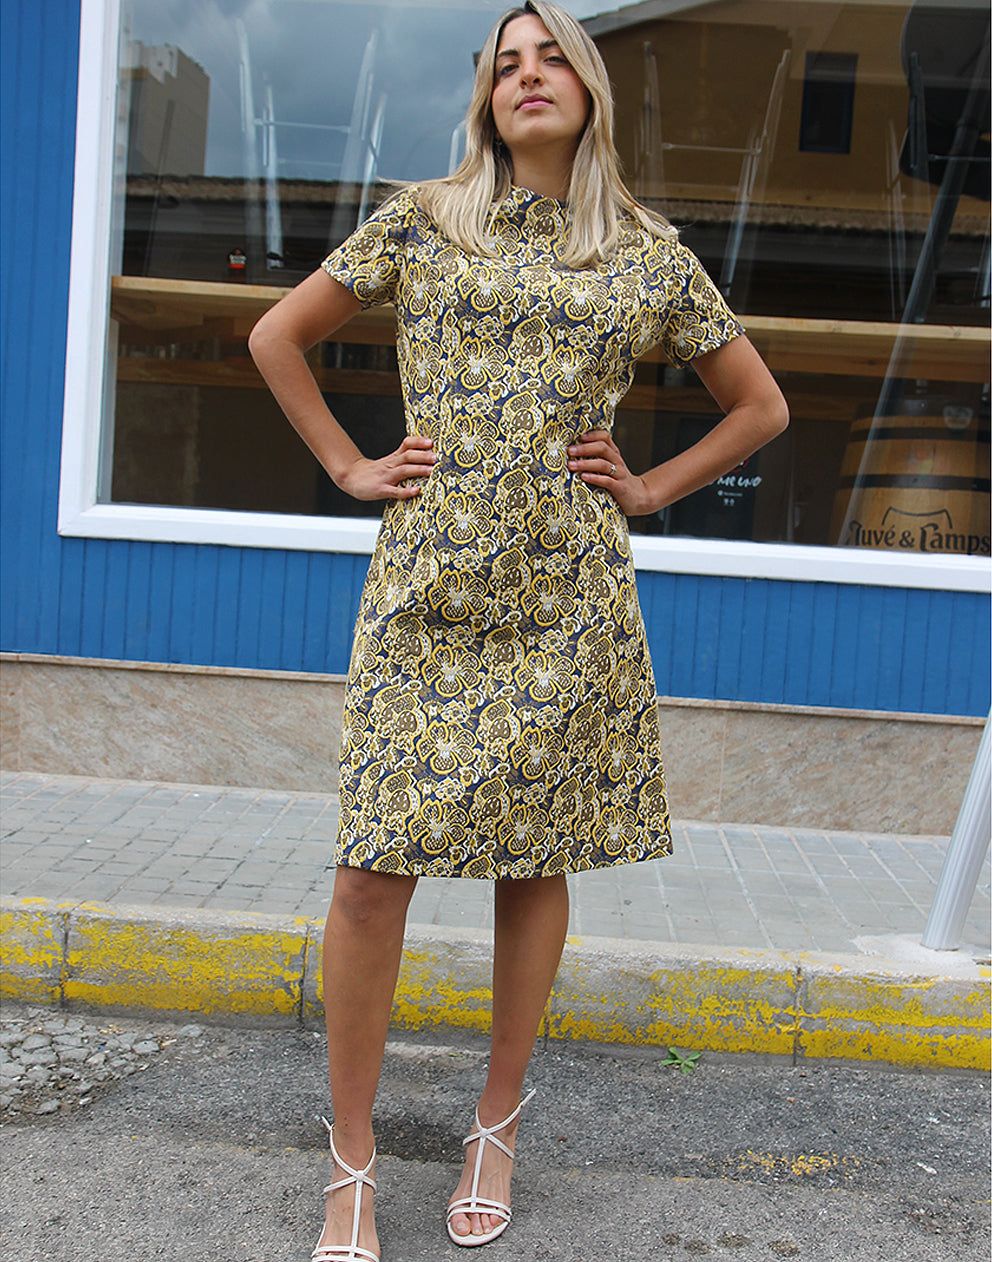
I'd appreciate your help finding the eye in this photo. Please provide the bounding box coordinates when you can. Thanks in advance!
[495,61,517,79]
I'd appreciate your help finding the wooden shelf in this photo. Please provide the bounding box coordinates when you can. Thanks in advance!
[724,315,990,383]
[111,275,991,382]
[111,275,396,345]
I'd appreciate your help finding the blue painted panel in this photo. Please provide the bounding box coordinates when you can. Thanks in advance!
[782,582,814,704]
[327,554,370,676]
[761,580,792,701]
[638,571,671,694]
[145,545,176,664]
[920,590,952,716]
[737,579,770,702]
[832,585,864,709]
[669,575,700,697]
[852,584,884,711]
[212,549,242,667]
[257,551,288,668]
[873,587,908,712]
[78,542,109,660]
[191,547,222,665]
[122,542,151,660]
[805,583,838,708]
[690,579,721,696]
[0,0,78,658]
[713,577,745,699]
[56,539,85,658]
[969,599,992,718]
[167,547,198,665]
[282,550,311,672]
[100,540,129,662]
[302,555,331,674]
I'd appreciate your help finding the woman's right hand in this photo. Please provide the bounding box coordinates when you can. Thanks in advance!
[336,434,437,501]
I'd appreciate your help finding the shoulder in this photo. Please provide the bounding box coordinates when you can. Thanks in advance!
[364,184,422,228]
[616,218,689,270]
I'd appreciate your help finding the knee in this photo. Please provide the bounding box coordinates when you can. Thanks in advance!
[330,867,414,934]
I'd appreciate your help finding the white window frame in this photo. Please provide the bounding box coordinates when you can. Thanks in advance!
[58,0,991,594]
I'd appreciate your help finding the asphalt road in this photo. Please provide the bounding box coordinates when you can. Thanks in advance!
[1,1007,988,1262]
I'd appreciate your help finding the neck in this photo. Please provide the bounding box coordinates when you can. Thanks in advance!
[507,147,574,200]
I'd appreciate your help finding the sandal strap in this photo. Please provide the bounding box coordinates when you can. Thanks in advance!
[314,1118,378,1262]
[311,1248,380,1262]
[322,1117,377,1187]
[462,1088,536,1153]
[461,1089,535,1215]
[447,1196,511,1224]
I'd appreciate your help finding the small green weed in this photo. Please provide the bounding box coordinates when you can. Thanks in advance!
[661,1046,701,1074]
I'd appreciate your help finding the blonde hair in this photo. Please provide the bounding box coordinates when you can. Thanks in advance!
[416,0,675,267]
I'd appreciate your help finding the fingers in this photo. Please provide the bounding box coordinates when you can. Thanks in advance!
[353,435,436,500]
[567,431,622,484]
[383,438,436,496]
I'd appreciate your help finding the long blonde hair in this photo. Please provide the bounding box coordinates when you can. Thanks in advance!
[417,0,675,267]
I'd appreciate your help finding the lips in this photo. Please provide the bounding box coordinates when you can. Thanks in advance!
[517,94,552,109]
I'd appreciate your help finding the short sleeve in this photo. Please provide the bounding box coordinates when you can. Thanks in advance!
[321,188,418,308]
[639,237,744,367]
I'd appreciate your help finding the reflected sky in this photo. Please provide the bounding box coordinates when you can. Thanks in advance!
[124,0,611,181]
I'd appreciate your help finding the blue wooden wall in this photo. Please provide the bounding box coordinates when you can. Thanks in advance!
[1,0,989,717]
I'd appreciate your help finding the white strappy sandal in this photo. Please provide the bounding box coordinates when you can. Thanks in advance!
[446,1089,536,1248]
[312,1117,379,1262]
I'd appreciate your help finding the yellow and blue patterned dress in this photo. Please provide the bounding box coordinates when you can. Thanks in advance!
[322,185,742,878]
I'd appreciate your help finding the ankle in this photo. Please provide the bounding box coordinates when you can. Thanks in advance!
[329,1122,375,1167]
[476,1093,522,1130]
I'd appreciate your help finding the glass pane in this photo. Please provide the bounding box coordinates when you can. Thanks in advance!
[107,0,990,558]
[594,0,989,554]
[111,0,503,517]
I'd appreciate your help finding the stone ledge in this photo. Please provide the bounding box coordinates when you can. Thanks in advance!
[2,655,983,832]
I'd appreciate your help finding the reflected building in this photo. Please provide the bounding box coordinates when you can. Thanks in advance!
[124,42,209,178]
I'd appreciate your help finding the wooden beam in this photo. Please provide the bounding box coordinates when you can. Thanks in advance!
[110,276,990,381]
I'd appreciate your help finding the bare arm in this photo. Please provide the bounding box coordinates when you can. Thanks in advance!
[248,269,435,501]
[567,335,788,517]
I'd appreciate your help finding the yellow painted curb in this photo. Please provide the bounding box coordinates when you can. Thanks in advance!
[1,899,988,1069]
[1,898,318,1021]
[800,967,991,1070]
[0,897,68,1005]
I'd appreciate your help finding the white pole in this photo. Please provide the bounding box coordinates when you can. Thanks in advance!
[921,714,991,950]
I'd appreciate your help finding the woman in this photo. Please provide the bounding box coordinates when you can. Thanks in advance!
[249,4,788,1258]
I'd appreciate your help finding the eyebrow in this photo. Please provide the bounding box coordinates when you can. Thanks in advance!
[495,38,560,62]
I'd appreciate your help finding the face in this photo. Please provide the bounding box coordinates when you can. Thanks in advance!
[490,14,591,160]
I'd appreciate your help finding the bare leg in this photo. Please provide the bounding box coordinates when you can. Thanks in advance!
[448,874,569,1241]
[316,865,418,1259]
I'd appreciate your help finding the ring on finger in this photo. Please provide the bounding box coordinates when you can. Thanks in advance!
[609,463,616,478]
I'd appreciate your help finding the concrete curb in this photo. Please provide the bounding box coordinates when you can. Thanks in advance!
[1,897,988,1071]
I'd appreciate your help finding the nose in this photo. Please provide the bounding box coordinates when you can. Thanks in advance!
[518,56,544,86]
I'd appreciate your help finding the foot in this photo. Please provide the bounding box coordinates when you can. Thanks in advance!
[313,1126,379,1262]
[447,1103,520,1243]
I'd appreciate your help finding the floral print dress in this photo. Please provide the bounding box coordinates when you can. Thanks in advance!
[322,185,742,878]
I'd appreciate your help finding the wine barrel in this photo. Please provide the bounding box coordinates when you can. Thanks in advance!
[832,406,990,556]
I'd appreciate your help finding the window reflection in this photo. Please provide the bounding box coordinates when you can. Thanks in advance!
[109,0,990,559]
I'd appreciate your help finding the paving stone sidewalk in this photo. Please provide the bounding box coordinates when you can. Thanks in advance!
[1,771,989,956]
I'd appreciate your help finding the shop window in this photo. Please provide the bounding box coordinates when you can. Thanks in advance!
[65,0,990,568]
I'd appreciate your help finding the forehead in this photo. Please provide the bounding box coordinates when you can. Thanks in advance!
[496,13,556,55]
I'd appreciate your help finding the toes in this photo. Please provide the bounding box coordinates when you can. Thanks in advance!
[450,1212,471,1237]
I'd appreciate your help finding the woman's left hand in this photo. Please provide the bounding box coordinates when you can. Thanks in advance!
[567,429,649,516]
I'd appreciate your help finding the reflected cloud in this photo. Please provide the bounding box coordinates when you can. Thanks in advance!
[126,0,609,181]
